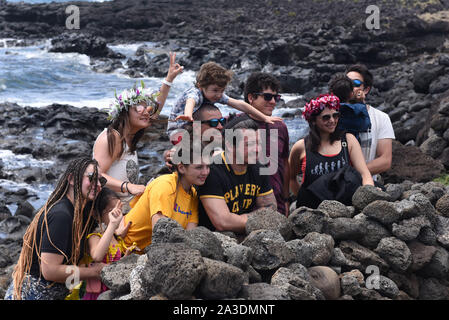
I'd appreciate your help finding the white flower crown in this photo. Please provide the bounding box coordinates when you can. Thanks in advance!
[107,81,160,121]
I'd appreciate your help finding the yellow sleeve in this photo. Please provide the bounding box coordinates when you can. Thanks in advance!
[148,180,175,219]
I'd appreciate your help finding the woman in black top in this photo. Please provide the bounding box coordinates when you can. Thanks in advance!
[5,157,107,300]
[288,94,374,209]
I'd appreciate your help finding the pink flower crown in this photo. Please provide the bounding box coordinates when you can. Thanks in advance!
[302,93,340,121]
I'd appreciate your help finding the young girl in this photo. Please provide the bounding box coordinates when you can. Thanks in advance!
[82,187,136,300]
[119,132,210,252]
[166,61,282,144]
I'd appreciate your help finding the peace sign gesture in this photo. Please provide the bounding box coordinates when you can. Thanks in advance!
[166,52,184,82]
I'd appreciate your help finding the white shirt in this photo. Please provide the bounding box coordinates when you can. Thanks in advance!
[359,105,395,180]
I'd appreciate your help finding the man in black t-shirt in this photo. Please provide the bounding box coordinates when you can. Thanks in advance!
[198,116,277,233]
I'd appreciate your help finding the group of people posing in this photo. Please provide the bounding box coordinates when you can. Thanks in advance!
[5,53,395,300]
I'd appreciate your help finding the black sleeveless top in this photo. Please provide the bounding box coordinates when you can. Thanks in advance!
[297,137,349,209]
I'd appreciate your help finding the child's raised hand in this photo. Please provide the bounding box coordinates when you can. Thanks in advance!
[175,114,194,122]
[108,200,123,230]
[166,52,184,82]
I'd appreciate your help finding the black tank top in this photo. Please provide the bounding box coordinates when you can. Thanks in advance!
[302,141,348,188]
[296,138,348,209]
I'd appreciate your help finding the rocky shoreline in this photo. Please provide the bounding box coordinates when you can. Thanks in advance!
[1,0,449,300]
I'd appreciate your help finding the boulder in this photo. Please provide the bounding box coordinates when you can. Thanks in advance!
[407,240,437,272]
[198,258,246,299]
[317,200,353,218]
[352,185,393,212]
[213,232,253,270]
[287,207,328,238]
[361,200,402,225]
[245,207,293,240]
[141,243,206,299]
[241,230,294,271]
[323,217,365,241]
[302,232,334,266]
[375,237,412,273]
[100,254,140,295]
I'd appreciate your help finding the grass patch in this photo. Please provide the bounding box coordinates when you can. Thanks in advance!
[434,173,449,186]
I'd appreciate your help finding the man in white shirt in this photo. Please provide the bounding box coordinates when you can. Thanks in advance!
[346,64,395,181]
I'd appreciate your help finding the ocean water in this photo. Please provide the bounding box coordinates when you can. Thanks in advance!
[0,38,308,212]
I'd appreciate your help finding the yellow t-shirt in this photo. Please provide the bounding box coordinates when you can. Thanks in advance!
[123,172,198,251]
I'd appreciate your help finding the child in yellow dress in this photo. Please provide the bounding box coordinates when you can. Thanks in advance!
[83,187,136,300]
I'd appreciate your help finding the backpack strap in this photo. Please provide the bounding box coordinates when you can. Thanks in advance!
[341,134,350,164]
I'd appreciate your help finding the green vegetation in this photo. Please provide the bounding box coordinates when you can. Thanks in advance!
[434,173,449,186]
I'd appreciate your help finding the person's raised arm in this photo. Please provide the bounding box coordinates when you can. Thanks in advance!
[89,202,123,262]
[288,139,305,196]
[366,138,393,176]
[200,197,248,233]
[156,52,184,113]
[346,133,374,186]
[226,97,282,124]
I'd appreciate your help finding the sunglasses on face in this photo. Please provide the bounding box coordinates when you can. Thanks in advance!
[254,92,282,103]
[85,172,107,187]
[201,117,227,127]
[352,79,365,88]
[133,103,159,116]
[320,112,340,122]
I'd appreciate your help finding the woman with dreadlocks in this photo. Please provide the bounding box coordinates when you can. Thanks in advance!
[93,52,184,206]
[4,157,106,300]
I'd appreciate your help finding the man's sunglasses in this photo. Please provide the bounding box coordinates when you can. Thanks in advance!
[352,79,364,88]
[320,112,340,122]
[85,172,107,187]
[201,117,227,127]
[254,92,282,103]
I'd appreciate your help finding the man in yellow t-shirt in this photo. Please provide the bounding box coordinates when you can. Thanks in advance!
[122,172,199,252]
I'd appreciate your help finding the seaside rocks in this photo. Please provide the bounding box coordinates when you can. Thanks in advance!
[198,258,246,299]
[49,33,124,59]
[375,237,412,273]
[241,230,293,271]
[352,185,393,212]
[245,208,292,240]
[141,243,206,299]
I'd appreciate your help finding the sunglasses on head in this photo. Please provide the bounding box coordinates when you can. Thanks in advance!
[85,172,107,187]
[352,79,364,88]
[254,92,282,103]
[201,117,227,127]
[320,112,340,122]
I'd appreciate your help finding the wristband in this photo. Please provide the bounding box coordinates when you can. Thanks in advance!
[120,181,128,193]
[125,182,134,195]
[162,79,172,87]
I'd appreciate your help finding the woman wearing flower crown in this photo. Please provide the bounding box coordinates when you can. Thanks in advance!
[93,52,184,207]
[288,93,374,209]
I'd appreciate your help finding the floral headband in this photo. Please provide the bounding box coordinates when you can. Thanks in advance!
[107,81,160,121]
[302,93,340,121]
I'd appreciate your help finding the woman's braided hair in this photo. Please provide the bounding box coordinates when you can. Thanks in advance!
[12,157,99,300]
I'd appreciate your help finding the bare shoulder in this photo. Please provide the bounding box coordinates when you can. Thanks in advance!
[291,139,306,156]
